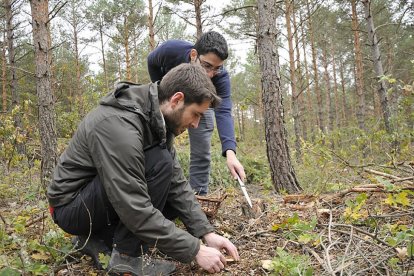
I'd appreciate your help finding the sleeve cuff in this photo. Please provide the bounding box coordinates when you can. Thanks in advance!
[222,146,237,157]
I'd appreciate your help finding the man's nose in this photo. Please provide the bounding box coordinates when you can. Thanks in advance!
[190,117,201,128]
[207,71,216,78]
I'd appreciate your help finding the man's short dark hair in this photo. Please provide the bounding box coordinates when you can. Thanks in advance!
[194,31,229,61]
[159,63,221,108]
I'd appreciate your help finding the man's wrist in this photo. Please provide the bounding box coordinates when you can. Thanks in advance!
[225,149,236,157]
[202,232,215,243]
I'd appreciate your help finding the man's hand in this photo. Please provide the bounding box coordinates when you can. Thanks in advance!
[226,150,246,181]
[203,232,240,261]
[195,245,227,273]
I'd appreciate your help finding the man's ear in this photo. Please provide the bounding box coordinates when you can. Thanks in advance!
[190,49,198,62]
[170,92,184,108]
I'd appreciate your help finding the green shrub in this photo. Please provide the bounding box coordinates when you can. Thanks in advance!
[270,247,313,276]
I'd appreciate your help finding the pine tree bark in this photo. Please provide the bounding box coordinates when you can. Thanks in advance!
[331,45,340,128]
[300,12,314,139]
[68,0,83,115]
[148,0,156,50]
[2,33,6,113]
[133,33,139,83]
[5,0,17,111]
[293,5,307,141]
[236,104,243,141]
[285,0,301,161]
[123,17,131,81]
[194,0,204,38]
[339,60,348,126]
[98,18,108,90]
[29,0,57,190]
[5,0,25,153]
[306,0,324,134]
[362,0,392,133]
[117,51,122,81]
[322,42,334,132]
[257,0,301,194]
[351,0,366,131]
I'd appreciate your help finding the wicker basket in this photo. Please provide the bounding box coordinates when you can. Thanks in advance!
[196,193,227,218]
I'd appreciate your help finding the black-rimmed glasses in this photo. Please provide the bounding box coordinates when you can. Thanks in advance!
[197,57,223,75]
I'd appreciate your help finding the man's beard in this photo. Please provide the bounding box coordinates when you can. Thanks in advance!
[164,106,185,136]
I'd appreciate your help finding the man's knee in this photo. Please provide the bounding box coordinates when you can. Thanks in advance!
[144,146,174,210]
[52,176,115,235]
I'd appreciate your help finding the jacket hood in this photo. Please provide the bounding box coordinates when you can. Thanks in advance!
[100,81,167,145]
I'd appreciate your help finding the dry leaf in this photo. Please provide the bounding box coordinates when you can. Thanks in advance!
[317,209,331,215]
[31,252,50,261]
[223,232,232,239]
[396,247,407,260]
[261,260,272,270]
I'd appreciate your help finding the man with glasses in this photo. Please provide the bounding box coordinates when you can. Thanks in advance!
[148,31,246,196]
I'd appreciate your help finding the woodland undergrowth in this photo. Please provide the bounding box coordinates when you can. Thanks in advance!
[0,123,413,275]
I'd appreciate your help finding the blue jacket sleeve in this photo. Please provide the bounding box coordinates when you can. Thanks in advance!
[212,69,237,156]
[147,40,193,82]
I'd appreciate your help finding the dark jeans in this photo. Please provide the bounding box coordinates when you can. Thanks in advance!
[188,108,214,195]
[53,145,174,257]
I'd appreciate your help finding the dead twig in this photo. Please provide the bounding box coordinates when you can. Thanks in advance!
[0,213,6,225]
[390,176,414,183]
[353,239,383,275]
[321,182,414,202]
[303,245,330,271]
[6,212,48,235]
[318,223,395,251]
[339,225,353,276]
[363,168,403,180]
[319,230,337,276]
[369,211,413,219]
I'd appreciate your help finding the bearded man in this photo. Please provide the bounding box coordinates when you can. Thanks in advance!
[47,64,239,275]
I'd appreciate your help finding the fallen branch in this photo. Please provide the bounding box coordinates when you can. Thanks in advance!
[283,194,316,203]
[363,168,413,184]
[321,183,414,201]
[390,176,414,183]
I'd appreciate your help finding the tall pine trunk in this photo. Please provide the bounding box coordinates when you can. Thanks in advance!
[133,33,139,83]
[322,42,334,133]
[351,0,366,131]
[285,0,301,161]
[98,18,108,91]
[257,0,301,194]
[194,0,203,38]
[69,1,83,115]
[306,0,324,134]
[5,0,24,153]
[29,0,57,190]
[293,6,307,141]
[2,33,6,113]
[300,12,314,139]
[339,60,348,126]
[148,0,156,50]
[331,45,340,128]
[123,17,131,81]
[362,0,392,133]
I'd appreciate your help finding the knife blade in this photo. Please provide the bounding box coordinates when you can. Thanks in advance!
[237,175,253,208]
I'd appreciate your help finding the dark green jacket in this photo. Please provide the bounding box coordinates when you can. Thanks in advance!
[47,82,214,262]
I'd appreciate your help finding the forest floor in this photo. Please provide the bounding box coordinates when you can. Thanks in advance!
[1,163,413,275]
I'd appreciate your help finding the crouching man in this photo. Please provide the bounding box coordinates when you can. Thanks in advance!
[47,63,239,275]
